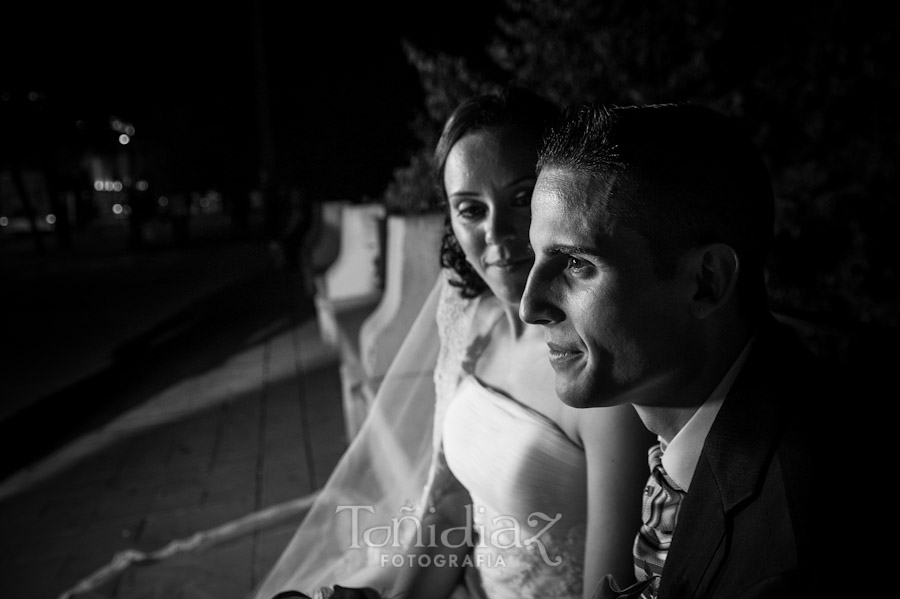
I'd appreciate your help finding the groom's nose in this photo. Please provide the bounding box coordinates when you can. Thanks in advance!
[520,262,562,326]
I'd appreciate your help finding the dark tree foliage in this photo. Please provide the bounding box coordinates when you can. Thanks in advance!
[382,44,502,216]
[385,0,899,363]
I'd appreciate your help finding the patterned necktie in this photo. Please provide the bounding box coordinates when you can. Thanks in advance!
[631,442,686,599]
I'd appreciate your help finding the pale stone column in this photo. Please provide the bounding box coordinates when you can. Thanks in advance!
[358,212,444,395]
[313,201,385,348]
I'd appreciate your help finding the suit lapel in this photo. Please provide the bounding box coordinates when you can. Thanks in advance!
[657,456,726,599]
[658,318,788,598]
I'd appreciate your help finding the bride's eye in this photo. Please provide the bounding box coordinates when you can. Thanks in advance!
[510,188,533,207]
[455,202,486,221]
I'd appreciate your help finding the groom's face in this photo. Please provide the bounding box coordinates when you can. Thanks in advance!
[520,167,695,409]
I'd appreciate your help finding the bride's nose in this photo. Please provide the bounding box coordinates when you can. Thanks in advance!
[484,207,518,246]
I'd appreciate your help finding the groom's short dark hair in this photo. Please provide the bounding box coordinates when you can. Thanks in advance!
[538,102,775,315]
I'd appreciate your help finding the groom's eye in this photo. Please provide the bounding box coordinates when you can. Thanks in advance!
[567,256,587,272]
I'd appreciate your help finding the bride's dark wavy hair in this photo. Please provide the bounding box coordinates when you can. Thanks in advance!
[433,85,559,299]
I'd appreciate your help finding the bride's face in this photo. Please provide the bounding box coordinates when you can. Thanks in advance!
[444,126,538,305]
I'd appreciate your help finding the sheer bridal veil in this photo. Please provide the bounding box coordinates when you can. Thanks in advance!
[56,276,462,599]
[253,276,452,597]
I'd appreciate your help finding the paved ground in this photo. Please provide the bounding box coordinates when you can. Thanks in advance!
[0,221,356,599]
[0,215,275,422]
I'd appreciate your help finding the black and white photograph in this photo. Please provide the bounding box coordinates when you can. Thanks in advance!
[1,1,895,598]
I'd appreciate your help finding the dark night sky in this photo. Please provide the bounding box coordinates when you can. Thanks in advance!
[2,1,500,200]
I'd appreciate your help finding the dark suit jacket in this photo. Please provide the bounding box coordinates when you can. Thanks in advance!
[657,315,850,599]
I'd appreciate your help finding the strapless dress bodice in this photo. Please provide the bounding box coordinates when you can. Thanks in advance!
[442,376,587,599]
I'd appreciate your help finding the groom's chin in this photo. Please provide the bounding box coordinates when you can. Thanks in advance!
[556,375,629,410]
[555,378,599,409]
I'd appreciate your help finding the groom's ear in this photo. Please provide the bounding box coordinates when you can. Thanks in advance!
[688,243,740,320]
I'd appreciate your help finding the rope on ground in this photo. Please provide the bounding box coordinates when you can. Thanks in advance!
[57,491,320,599]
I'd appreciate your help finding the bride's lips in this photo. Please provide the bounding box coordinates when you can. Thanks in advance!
[486,257,532,271]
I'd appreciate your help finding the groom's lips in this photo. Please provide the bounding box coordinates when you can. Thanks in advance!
[546,342,582,369]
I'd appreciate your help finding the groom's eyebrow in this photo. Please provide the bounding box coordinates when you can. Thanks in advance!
[545,243,600,257]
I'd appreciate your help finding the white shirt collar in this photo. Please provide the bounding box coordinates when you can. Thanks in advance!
[661,337,756,491]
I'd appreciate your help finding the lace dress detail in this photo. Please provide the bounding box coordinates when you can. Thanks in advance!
[470,512,586,599]
[433,272,481,447]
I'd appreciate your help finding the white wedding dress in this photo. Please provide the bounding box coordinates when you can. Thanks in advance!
[252,271,587,599]
[441,376,587,599]
[428,271,586,599]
